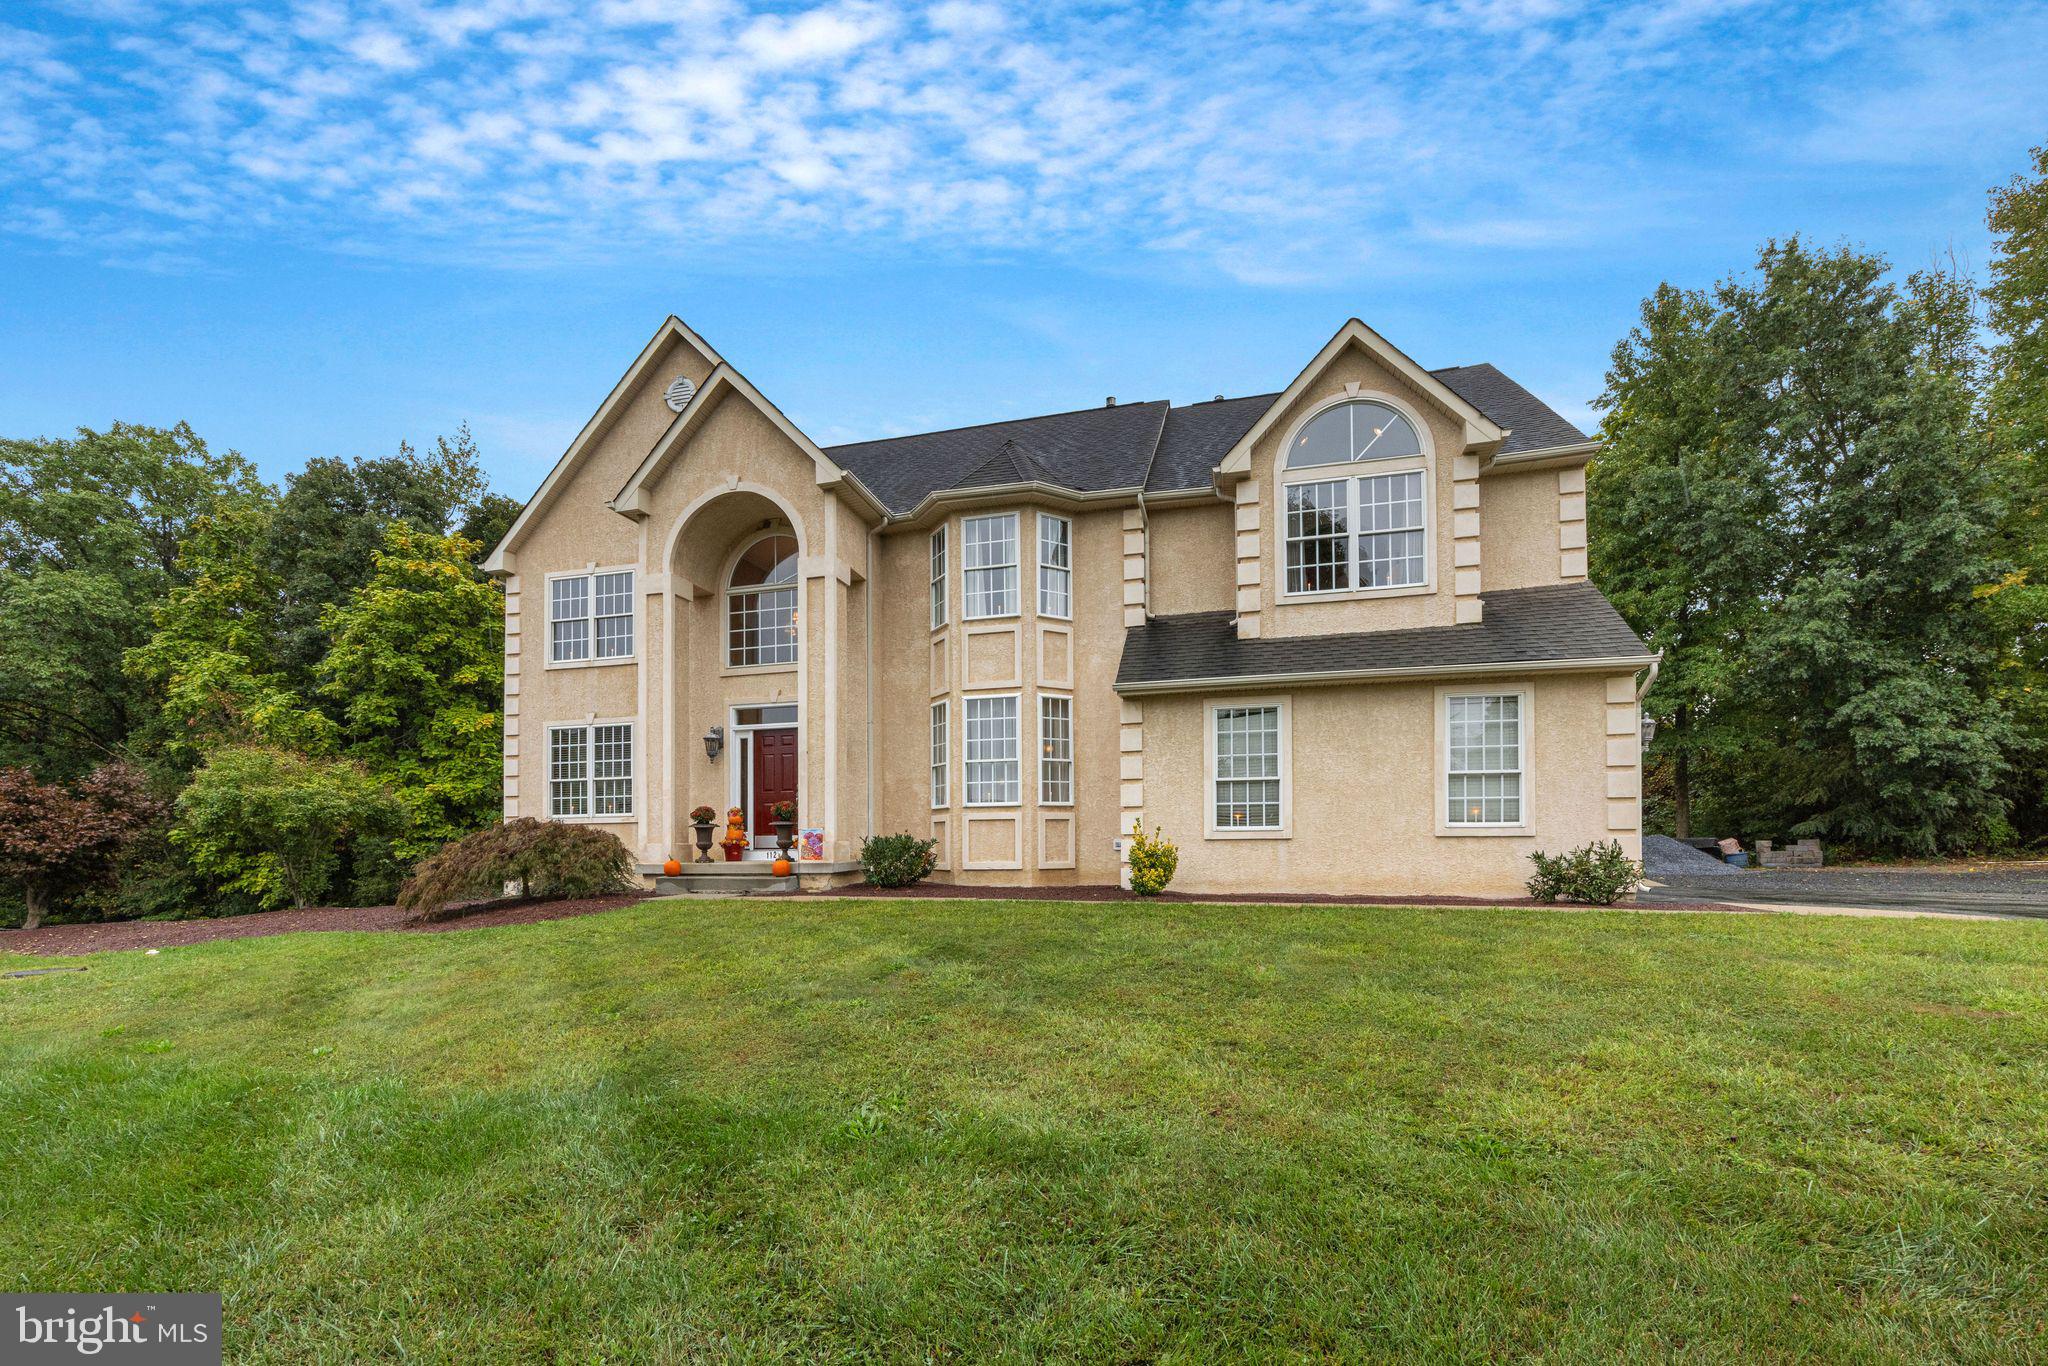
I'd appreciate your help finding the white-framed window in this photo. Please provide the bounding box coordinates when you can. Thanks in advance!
[963,694,1020,805]
[1283,471,1427,594]
[962,513,1018,619]
[1279,396,1431,598]
[727,534,799,668]
[1445,692,1523,826]
[1208,701,1286,834]
[548,722,633,818]
[930,700,949,809]
[549,569,634,663]
[1036,513,1071,619]
[1038,694,1073,805]
[930,525,948,630]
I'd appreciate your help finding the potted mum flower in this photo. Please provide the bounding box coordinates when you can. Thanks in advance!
[769,799,798,859]
[690,805,718,863]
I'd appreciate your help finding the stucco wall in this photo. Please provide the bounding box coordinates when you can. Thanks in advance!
[1480,466,1571,591]
[1146,502,1236,616]
[1133,672,1637,897]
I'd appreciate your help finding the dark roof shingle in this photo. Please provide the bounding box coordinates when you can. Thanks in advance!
[822,362,1590,512]
[1115,583,1650,691]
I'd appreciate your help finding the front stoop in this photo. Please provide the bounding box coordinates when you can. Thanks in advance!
[654,864,799,897]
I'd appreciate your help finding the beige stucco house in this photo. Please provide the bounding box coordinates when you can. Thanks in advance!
[484,316,1656,896]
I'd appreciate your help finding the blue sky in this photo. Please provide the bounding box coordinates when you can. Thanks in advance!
[2,0,2045,498]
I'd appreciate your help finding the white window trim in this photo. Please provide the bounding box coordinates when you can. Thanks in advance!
[961,512,1020,622]
[962,690,1022,808]
[1036,512,1073,621]
[722,532,801,676]
[1275,392,1437,604]
[1203,695,1291,840]
[546,718,637,821]
[1037,692,1074,807]
[930,699,950,810]
[544,566,638,668]
[1435,683,1534,837]
[930,524,948,631]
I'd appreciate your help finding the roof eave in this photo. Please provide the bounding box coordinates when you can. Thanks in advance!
[1114,652,1660,695]
[891,481,1146,526]
[1482,438,1604,474]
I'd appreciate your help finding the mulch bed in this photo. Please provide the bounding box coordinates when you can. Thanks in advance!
[815,881,1742,911]
[0,892,655,958]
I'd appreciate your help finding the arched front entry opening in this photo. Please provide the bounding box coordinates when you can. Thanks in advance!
[662,487,810,862]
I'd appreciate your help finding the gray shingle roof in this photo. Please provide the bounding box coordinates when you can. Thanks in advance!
[1432,363,1589,455]
[1115,583,1651,691]
[825,401,1168,515]
[821,363,1589,514]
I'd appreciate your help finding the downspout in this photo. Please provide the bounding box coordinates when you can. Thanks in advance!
[866,522,877,844]
[1635,650,1664,702]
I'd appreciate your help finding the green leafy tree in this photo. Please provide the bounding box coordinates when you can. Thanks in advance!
[1729,240,2011,851]
[1591,284,1779,836]
[319,524,503,859]
[458,492,522,564]
[1985,143,2048,840]
[263,425,489,691]
[125,503,334,770]
[0,422,263,773]
[172,745,403,910]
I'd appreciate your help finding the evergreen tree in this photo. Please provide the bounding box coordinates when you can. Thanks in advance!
[1591,285,1779,836]
[1729,240,2010,851]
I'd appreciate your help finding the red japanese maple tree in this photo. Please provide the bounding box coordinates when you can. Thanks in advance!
[0,764,162,930]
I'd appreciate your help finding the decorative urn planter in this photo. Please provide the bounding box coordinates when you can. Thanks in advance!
[662,857,682,877]
[772,820,796,857]
[692,822,715,863]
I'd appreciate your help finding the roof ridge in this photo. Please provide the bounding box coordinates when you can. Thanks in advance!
[822,397,1169,452]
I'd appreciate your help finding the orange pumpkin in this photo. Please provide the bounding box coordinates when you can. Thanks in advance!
[662,858,682,877]
[772,857,793,877]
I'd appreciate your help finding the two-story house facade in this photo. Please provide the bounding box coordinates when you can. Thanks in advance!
[485,316,1656,896]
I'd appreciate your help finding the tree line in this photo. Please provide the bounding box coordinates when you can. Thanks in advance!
[0,423,519,923]
[1591,145,2048,852]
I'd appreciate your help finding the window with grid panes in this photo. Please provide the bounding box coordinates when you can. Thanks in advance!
[727,535,799,667]
[964,695,1019,804]
[1212,705,1281,829]
[1446,693,1522,825]
[1037,514,1071,618]
[962,514,1018,619]
[1039,695,1072,804]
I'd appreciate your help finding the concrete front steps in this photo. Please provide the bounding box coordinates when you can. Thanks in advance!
[653,861,798,897]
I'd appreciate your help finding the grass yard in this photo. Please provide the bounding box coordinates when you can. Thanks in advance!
[3,898,2045,1362]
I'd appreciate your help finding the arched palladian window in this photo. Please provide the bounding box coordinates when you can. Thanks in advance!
[727,534,799,667]
[1281,400,1430,594]
[1284,400,1423,468]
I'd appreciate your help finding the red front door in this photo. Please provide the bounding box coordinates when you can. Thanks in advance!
[751,727,798,840]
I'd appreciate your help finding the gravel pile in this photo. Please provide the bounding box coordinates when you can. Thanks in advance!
[1643,834,1746,876]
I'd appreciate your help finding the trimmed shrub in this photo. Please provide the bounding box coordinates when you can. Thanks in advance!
[1526,840,1643,905]
[860,833,937,889]
[398,818,634,916]
[1127,820,1179,896]
[173,746,403,911]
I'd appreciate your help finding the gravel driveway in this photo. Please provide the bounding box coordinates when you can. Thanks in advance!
[1643,862,2048,918]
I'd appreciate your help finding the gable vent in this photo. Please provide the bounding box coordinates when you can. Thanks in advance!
[663,375,697,412]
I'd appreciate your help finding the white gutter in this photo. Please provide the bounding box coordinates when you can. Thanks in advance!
[1115,652,1661,695]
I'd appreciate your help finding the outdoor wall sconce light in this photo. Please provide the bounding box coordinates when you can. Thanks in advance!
[1641,715,1658,746]
[704,725,725,761]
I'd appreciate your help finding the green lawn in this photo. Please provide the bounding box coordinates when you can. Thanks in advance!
[3,899,2045,1362]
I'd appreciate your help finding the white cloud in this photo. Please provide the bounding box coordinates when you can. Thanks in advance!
[0,0,2041,281]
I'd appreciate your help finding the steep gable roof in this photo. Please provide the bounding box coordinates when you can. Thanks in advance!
[1433,363,1589,455]
[482,315,723,573]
